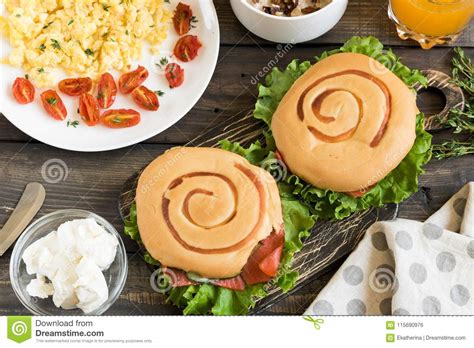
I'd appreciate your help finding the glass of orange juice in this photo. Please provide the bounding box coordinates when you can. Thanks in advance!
[388,0,474,49]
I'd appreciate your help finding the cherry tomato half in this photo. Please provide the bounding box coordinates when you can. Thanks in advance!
[101,109,141,128]
[40,90,67,121]
[174,35,202,62]
[58,77,93,96]
[79,93,100,126]
[12,77,35,104]
[131,86,160,111]
[173,2,193,36]
[96,73,118,109]
[118,66,149,94]
[165,63,185,89]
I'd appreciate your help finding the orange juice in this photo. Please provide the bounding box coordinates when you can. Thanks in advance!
[390,0,474,37]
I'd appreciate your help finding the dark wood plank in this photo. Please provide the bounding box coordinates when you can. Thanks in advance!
[0,46,471,144]
[0,143,174,253]
[214,0,474,46]
[0,142,472,314]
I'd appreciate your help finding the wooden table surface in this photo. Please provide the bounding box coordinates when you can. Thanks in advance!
[0,0,473,315]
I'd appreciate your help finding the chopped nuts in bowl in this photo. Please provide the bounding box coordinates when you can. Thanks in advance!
[251,0,333,17]
[231,0,348,43]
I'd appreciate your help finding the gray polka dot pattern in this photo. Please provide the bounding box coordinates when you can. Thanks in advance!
[453,198,467,217]
[450,285,470,306]
[467,241,474,259]
[422,296,441,315]
[343,265,363,286]
[379,298,392,315]
[436,252,456,272]
[395,230,413,250]
[423,223,443,240]
[312,300,334,315]
[346,299,366,315]
[409,263,427,284]
[393,308,410,315]
[371,231,388,251]
[303,183,474,317]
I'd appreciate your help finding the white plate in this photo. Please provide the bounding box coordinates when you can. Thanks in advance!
[0,0,219,152]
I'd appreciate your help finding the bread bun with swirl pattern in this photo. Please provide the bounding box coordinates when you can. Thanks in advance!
[136,147,283,279]
[271,52,418,193]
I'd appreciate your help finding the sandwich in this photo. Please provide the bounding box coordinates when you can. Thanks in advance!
[271,52,418,194]
[125,147,315,315]
[136,147,284,281]
[223,36,432,220]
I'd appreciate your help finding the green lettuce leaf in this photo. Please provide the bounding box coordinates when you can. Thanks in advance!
[254,60,312,125]
[123,203,139,242]
[123,203,161,266]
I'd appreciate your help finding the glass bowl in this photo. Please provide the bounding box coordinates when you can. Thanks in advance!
[10,209,128,316]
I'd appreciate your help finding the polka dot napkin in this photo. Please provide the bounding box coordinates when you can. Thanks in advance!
[305,182,474,315]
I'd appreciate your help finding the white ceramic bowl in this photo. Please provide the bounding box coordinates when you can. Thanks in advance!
[230,0,348,43]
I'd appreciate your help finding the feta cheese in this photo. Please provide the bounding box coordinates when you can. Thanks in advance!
[25,275,54,299]
[59,218,119,270]
[56,220,83,262]
[52,260,79,309]
[22,218,119,313]
[22,231,60,278]
[74,257,109,314]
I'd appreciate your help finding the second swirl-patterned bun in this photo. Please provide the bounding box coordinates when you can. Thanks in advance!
[136,147,284,279]
[271,52,418,193]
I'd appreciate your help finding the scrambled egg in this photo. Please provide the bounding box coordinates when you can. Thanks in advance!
[0,0,171,87]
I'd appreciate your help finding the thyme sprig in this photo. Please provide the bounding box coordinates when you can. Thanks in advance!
[451,47,473,96]
[433,138,474,159]
[433,47,474,159]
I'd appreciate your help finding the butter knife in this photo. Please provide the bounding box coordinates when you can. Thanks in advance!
[0,183,46,256]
